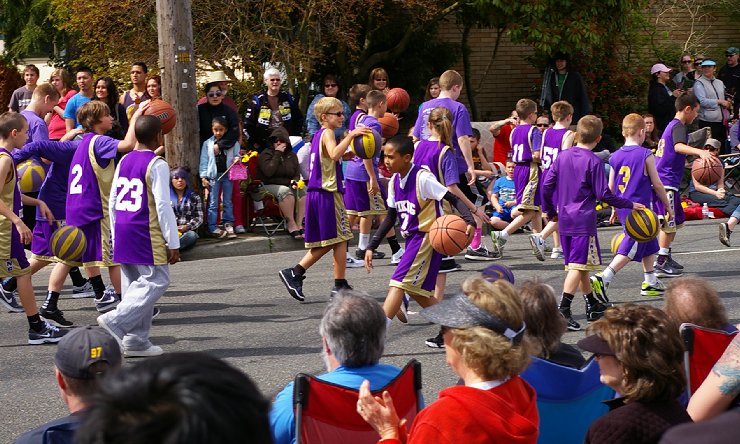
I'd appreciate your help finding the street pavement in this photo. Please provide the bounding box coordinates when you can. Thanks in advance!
[1,218,739,441]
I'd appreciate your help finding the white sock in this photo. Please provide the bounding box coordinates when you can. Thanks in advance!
[645,272,658,286]
[358,233,370,251]
[658,247,669,256]
[386,317,393,330]
[602,266,616,284]
[500,230,510,239]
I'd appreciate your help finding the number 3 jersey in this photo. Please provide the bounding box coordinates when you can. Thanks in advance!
[66,133,119,226]
[111,150,178,265]
[608,144,654,222]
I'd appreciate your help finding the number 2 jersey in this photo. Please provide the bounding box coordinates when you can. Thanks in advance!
[66,133,119,226]
[111,150,179,265]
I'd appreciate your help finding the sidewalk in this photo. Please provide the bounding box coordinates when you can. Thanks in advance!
[180,232,305,261]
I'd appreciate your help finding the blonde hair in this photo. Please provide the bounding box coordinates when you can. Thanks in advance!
[621,113,645,138]
[550,101,574,122]
[314,97,342,121]
[515,99,537,119]
[576,115,602,144]
[428,107,453,148]
[439,70,463,91]
[77,101,111,132]
[49,69,74,93]
[449,277,532,380]
[31,83,60,101]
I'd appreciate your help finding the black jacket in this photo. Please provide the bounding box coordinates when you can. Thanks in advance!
[197,102,240,151]
[648,80,676,133]
[545,69,592,123]
[243,91,304,152]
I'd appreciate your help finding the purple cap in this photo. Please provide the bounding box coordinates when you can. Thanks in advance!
[55,326,122,379]
[577,334,615,356]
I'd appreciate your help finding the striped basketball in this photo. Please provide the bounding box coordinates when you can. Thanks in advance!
[50,225,87,262]
[351,128,382,159]
[17,159,46,193]
[610,232,625,255]
[624,208,659,243]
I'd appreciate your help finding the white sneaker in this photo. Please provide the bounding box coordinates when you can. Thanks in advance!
[550,248,564,259]
[71,281,95,298]
[234,225,246,234]
[391,247,405,265]
[224,223,237,238]
[124,344,164,357]
[346,256,365,268]
[529,233,546,261]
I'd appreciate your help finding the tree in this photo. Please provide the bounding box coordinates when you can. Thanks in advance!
[0,0,65,61]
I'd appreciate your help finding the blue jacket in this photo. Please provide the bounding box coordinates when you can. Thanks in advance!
[199,136,240,180]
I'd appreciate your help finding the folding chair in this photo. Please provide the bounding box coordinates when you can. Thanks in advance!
[521,356,615,444]
[720,153,740,195]
[293,359,423,444]
[680,323,738,399]
[241,153,287,237]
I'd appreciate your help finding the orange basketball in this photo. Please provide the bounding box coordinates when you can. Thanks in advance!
[691,156,723,186]
[386,88,410,113]
[428,215,471,256]
[379,112,399,138]
[143,98,177,134]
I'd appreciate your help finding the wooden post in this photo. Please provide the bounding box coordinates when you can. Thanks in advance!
[156,0,198,171]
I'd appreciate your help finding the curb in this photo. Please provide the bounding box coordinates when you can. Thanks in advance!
[180,233,305,261]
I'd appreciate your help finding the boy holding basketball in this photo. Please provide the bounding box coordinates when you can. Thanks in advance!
[278,97,369,301]
[98,115,179,357]
[0,112,67,344]
[542,115,644,330]
[365,135,475,328]
[654,93,713,277]
[590,114,673,301]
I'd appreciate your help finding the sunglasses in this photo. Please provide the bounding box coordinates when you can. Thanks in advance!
[727,54,737,57]
[694,61,704,66]
[536,124,549,128]
[207,91,224,98]
[681,60,692,64]
[325,111,343,117]
[268,78,282,82]
[374,78,387,82]
[324,83,338,88]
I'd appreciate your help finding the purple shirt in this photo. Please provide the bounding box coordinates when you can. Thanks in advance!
[609,145,654,223]
[542,147,633,236]
[541,128,571,171]
[510,124,543,164]
[66,133,120,226]
[391,165,442,237]
[307,128,344,193]
[21,110,49,144]
[655,119,688,189]
[413,98,473,175]
[345,114,382,181]
[413,139,459,186]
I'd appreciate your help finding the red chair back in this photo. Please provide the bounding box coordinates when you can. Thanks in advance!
[681,323,738,398]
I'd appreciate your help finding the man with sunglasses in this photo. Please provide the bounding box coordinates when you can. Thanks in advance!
[718,47,739,119]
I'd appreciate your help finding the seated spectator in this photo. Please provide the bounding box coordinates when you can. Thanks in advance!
[519,280,586,368]
[170,167,203,252]
[664,277,737,333]
[578,304,691,443]
[76,352,272,444]
[357,277,538,444]
[256,126,306,239]
[488,160,519,230]
[14,326,122,444]
[729,118,739,153]
[687,139,740,218]
[685,335,740,422]
[270,290,404,444]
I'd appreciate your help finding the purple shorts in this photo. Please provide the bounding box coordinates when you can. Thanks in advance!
[31,220,57,261]
[344,178,387,217]
[654,188,684,233]
[63,220,116,268]
[514,162,540,211]
[539,168,557,211]
[561,234,602,271]
[615,231,659,262]
[390,231,442,298]
[304,190,352,248]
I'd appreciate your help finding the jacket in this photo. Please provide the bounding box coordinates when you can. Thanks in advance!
[694,76,727,123]
[257,147,300,187]
[199,136,240,180]
[243,91,304,152]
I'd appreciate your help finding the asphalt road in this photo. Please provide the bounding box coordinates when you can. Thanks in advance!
[1,218,738,441]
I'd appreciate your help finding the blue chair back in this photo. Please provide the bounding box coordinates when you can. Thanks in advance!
[521,356,614,444]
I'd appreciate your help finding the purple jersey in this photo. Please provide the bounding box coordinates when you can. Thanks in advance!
[21,110,49,144]
[66,133,119,226]
[413,98,473,174]
[541,128,571,171]
[392,165,442,237]
[307,128,344,193]
[542,147,633,236]
[345,114,382,181]
[113,151,168,265]
[510,124,542,164]
[655,119,687,189]
[610,145,654,223]
[0,150,26,263]
[413,139,459,186]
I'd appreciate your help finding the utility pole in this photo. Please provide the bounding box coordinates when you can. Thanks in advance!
[156,0,198,171]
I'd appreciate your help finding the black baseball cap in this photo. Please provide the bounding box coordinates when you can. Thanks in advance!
[55,326,122,379]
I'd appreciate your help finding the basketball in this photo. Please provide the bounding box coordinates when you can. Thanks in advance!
[351,128,382,159]
[624,208,659,242]
[428,215,471,256]
[610,232,625,255]
[17,159,46,193]
[691,156,723,186]
[50,225,87,262]
[143,98,177,134]
[481,264,515,284]
[386,88,410,113]
[379,112,399,138]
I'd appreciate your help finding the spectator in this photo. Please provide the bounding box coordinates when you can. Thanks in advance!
[535,114,551,132]
[642,113,660,153]
[687,139,740,217]
[197,82,240,154]
[93,77,128,140]
[357,277,538,444]
[424,77,440,101]
[368,67,390,93]
[120,61,148,120]
[14,326,122,444]
[196,71,239,113]
[673,54,696,91]
[305,74,351,140]
[244,67,304,153]
[694,60,731,153]
[170,167,203,252]
[543,52,592,123]
[8,64,39,112]
[685,335,740,422]
[488,160,518,230]
[489,110,518,164]
[48,69,77,141]
[578,304,691,443]
[663,277,736,333]
[200,115,240,238]
[64,67,95,131]
[730,118,739,153]
[76,352,272,444]
[519,280,586,368]
[256,127,306,239]
[145,75,161,100]
[718,47,739,119]
[270,290,404,444]
[649,63,682,132]
[660,408,740,444]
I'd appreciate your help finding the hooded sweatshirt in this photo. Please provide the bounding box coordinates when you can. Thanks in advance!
[382,376,539,444]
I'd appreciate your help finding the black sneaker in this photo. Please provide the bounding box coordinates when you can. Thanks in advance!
[152,307,161,319]
[654,260,683,278]
[329,283,353,299]
[425,331,445,348]
[28,320,69,345]
[95,288,120,313]
[279,268,306,301]
[559,307,581,331]
[0,286,23,313]
[464,246,501,261]
[586,302,609,322]
[666,252,684,270]
[356,249,385,260]
[719,223,732,247]
[439,259,462,274]
[589,273,609,304]
[40,308,74,327]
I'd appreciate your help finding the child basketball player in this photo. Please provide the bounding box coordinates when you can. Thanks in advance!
[0,112,67,344]
[365,135,474,333]
[491,98,544,254]
[654,93,713,277]
[529,100,575,261]
[542,115,644,331]
[98,115,179,357]
[589,114,673,301]
[278,97,369,301]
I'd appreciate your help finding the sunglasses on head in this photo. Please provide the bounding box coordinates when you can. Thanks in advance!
[207,91,223,98]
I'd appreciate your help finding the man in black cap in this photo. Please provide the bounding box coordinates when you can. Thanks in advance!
[718,47,739,119]
[14,326,122,444]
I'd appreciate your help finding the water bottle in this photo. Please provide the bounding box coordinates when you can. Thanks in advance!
[702,203,709,220]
